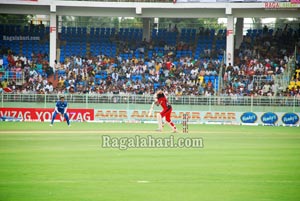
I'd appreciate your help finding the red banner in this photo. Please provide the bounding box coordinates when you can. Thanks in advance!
[0,108,94,122]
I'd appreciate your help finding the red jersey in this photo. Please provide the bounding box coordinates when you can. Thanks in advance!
[157,92,174,123]
[157,94,171,111]
[166,61,172,70]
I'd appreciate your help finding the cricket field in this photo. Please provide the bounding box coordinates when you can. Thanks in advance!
[0,122,299,201]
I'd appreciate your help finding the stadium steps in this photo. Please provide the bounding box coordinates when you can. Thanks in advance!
[86,42,91,55]
[48,73,58,88]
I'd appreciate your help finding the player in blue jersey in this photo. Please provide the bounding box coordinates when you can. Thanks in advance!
[50,96,70,126]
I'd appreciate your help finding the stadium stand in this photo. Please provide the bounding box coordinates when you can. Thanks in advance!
[0,23,299,97]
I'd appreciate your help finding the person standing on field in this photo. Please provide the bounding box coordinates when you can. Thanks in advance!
[50,96,70,127]
[154,90,177,133]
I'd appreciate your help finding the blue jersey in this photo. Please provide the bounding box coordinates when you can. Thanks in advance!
[55,100,68,114]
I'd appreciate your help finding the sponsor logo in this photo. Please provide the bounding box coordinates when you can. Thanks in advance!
[261,112,278,124]
[240,112,257,123]
[0,108,94,121]
[282,113,299,125]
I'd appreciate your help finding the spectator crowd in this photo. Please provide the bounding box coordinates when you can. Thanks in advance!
[1,25,300,98]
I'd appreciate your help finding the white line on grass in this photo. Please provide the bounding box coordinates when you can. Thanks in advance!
[136,180,150,183]
[0,179,299,184]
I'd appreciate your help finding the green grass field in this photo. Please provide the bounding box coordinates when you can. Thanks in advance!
[0,122,300,201]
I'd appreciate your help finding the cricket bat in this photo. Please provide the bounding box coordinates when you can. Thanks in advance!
[148,102,155,117]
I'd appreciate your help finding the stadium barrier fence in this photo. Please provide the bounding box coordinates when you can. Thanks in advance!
[1,94,299,126]
[1,93,300,113]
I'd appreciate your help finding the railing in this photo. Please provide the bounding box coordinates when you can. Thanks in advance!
[1,71,25,85]
[274,56,297,95]
[1,93,300,112]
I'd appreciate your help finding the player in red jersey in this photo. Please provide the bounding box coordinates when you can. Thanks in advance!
[154,90,177,132]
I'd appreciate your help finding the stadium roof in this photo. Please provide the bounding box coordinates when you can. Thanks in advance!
[0,0,299,18]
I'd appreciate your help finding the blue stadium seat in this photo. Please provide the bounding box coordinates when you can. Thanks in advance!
[204,76,209,83]
[58,70,66,77]
[16,72,22,79]
[209,75,216,82]
[154,83,160,90]
[95,75,102,79]
[131,75,137,81]
[37,69,43,75]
